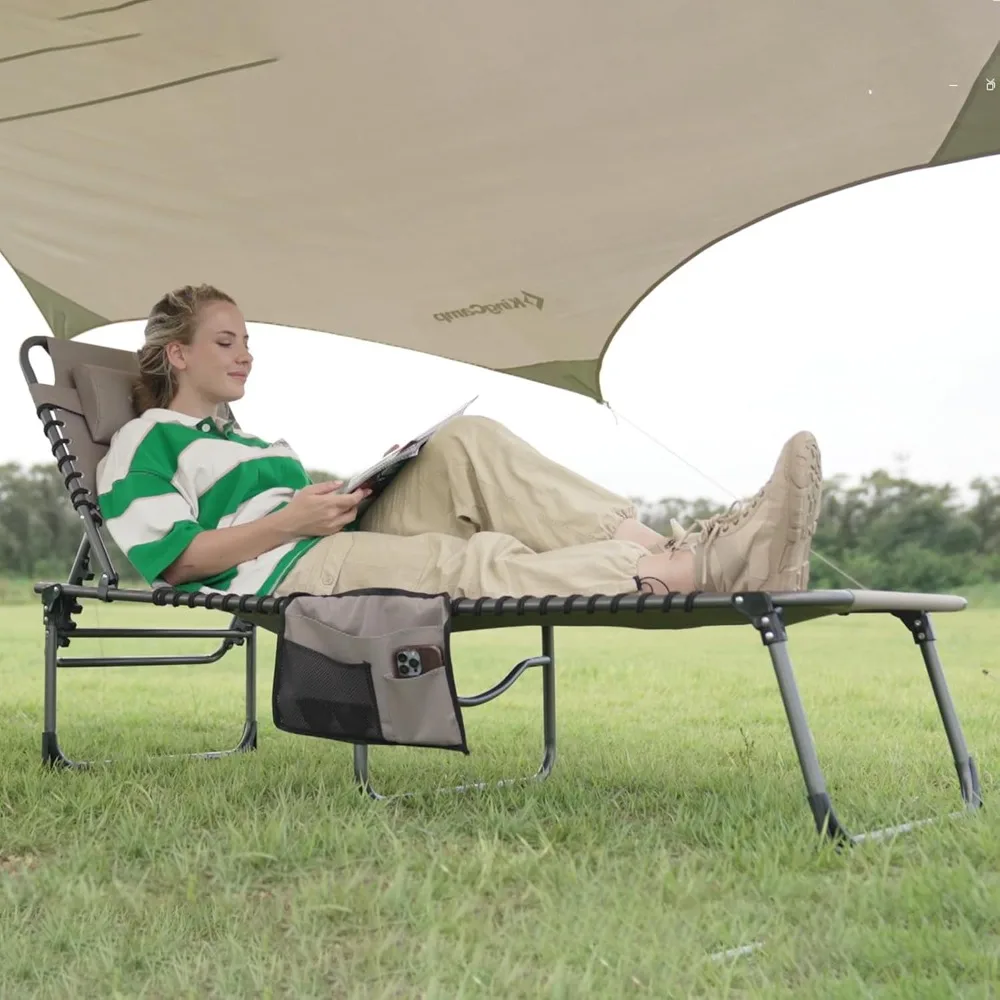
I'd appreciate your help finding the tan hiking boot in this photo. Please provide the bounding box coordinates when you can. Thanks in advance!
[664,431,823,592]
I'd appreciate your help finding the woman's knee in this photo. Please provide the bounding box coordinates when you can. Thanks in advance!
[423,414,506,455]
[443,414,504,438]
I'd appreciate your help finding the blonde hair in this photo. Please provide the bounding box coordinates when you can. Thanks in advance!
[134,284,236,413]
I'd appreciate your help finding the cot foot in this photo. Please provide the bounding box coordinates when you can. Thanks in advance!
[41,730,75,768]
[732,592,981,845]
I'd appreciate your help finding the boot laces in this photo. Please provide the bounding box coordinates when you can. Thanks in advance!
[663,486,766,552]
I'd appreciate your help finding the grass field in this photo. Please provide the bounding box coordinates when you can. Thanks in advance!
[2,582,999,998]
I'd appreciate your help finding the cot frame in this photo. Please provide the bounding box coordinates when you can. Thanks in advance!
[21,335,983,845]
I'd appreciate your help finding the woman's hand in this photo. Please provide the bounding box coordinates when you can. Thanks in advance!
[279,481,371,537]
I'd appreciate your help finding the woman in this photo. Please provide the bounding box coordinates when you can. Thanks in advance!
[97,284,823,600]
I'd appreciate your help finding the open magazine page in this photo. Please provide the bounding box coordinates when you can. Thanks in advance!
[337,396,479,513]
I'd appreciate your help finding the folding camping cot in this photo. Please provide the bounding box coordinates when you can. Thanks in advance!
[18,332,983,846]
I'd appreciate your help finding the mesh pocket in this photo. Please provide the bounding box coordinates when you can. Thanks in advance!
[273,637,383,742]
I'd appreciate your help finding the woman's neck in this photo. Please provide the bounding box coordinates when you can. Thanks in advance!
[168,387,220,420]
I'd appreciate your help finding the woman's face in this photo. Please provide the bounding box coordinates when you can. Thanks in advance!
[168,300,253,404]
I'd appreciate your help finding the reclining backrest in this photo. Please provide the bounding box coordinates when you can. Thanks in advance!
[24,337,141,512]
[24,336,238,517]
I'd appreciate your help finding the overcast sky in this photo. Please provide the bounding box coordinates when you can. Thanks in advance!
[2,153,997,507]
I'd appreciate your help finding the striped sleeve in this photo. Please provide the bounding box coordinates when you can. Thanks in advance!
[99,470,205,584]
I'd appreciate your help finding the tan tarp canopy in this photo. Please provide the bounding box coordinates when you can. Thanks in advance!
[2,1,998,401]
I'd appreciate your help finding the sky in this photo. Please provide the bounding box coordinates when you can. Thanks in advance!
[2,153,997,508]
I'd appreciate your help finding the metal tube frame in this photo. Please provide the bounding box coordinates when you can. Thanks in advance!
[39,567,258,769]
[353,627,557,800]
[732,592,982,845]
[21,335,982,834]
[21,335,259,768]
[32,579,983,840]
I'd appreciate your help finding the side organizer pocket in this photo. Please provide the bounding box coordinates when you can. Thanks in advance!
[272,632,384,743]
[369,624,467,751]
[272,590,469,753]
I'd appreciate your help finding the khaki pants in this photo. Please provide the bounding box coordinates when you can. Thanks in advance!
[275,416,649,599]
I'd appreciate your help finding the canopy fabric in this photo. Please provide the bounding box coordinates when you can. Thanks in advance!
[2,2,998,401]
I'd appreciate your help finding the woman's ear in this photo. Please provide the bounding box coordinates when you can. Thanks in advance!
[164,340,187,372]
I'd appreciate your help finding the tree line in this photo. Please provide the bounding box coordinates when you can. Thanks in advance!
[2,461,999,592]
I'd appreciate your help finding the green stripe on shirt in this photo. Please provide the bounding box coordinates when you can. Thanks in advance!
[99,469,180,521]
[196,456,312,527]
[126,519,205,585]
[96,408,342,596]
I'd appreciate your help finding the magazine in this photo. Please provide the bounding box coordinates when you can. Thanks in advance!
[337,396,478,515]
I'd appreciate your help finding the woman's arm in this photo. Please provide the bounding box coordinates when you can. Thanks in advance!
[160,482,371,587]
[159,508,300,586]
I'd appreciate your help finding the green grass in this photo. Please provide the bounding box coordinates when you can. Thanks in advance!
[1,596,999,998]
[0,575,43,606]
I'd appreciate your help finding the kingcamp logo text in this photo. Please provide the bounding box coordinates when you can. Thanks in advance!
[433,291,544,323]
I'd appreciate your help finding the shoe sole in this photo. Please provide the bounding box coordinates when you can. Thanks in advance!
[764,431,823,591]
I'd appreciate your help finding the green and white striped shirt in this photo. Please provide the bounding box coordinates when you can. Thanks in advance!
[96,408,339,595]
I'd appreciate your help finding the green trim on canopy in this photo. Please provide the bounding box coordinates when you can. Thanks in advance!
[932,42,1000,166]
[497,359,601,400]
[15,271,108,340]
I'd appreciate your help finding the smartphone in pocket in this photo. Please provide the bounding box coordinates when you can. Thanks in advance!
[392,645,445,679]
